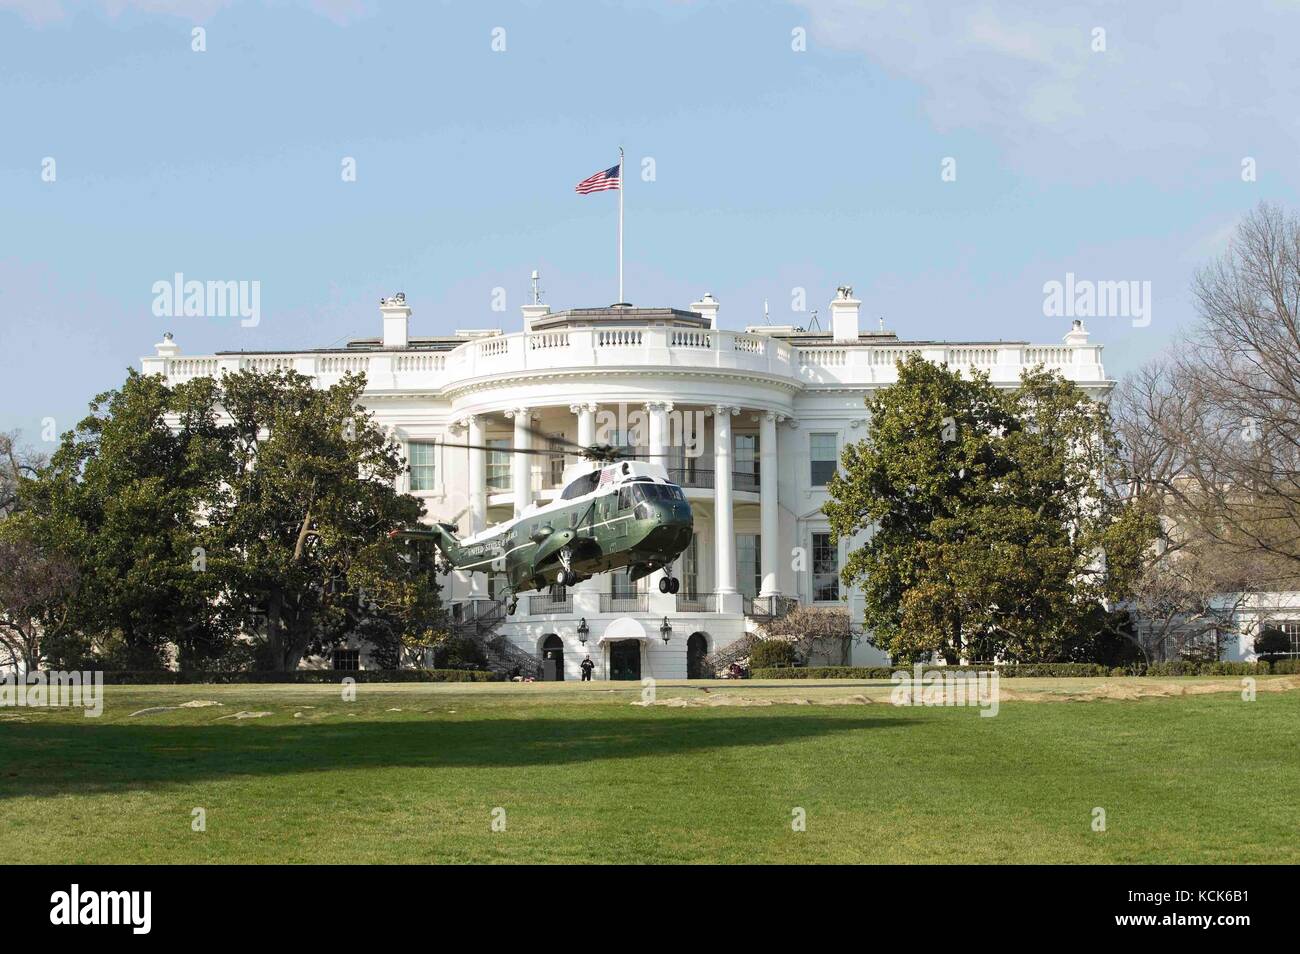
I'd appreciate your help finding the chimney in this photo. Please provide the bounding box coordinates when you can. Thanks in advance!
[521,302,550,329]
[154,331,180,357]
[520,269,551,329]
[830,286,860,342]
[380,293,411,348]
[1063,318,1089,346]
[690,293,720,329]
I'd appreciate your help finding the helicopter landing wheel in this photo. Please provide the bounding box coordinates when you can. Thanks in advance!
[507,598,518,615]
[669,577,680,594]
[557,547,578,588]
[659,576,671,593]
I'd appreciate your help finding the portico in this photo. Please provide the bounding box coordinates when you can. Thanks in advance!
[144,288,1111,678]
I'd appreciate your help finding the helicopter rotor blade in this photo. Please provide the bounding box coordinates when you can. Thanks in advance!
[439,440,555,456]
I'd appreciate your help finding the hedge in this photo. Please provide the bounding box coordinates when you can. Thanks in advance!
[83,669,501,685]
[751,660,1283,679]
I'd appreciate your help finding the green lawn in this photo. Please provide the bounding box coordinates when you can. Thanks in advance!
[1,679,1296,863]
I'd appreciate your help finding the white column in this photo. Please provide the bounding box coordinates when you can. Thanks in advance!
[507,407,532,517]
[465,414,487,599]
[712,405,739,608]
[569,402,602,617]
[572,402,597,447]
[759,411,781,599]
[646,401,673,609]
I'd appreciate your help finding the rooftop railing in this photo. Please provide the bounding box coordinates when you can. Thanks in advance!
[146,327,1106,392]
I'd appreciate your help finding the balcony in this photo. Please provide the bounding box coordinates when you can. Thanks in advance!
[676,593,718,613]
[600,593,648,613]
[667,468,760,491]
[528,594,572,615]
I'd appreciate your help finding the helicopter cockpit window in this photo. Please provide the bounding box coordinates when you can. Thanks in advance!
[617,486,633,510]
[561,471,600,500]
[635,483,674,502]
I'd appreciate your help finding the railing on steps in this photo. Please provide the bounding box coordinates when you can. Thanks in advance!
[484,634,543,680]
[702,635,757,676]
[449,599,542,679]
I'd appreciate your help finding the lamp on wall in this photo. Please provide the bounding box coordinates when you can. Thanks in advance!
[660,616,673,644]
[577,618,589,646]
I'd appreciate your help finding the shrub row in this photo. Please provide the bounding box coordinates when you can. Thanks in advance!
[83,669,501,685]
[751,660,1286,679]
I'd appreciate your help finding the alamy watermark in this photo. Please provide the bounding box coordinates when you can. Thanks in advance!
[890,663,999,717]
[1,670,103,717]
[152,272,261,327]
[1042,272,1151,328]
[593,402,705,458]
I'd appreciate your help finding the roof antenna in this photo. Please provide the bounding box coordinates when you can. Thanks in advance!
[878,315,885,331]
[530,269,543,305]
[763,298,770,325]
[806,308,822,333]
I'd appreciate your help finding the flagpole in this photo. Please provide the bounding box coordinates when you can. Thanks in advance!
[618,146,624,303]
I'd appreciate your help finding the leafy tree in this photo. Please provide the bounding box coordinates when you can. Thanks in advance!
[0,515,78,670]
[21,371,233,669]
[1255,627,1291,663]
[211,369,432,670]
[13,367,441,672]
[824,355,1148,663]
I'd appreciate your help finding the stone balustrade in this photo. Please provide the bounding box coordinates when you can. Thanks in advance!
[145,326,1106,391]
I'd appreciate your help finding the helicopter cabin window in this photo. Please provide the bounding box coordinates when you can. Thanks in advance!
[561,471,600,500]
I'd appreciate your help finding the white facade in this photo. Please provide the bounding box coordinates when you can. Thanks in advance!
[142,288,1111,679]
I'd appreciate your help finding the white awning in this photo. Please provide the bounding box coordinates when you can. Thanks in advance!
[597,617,648,644]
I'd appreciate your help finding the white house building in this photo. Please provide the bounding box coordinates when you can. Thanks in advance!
[142,286,1113,679]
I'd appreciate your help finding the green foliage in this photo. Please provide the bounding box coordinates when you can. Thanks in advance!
[432,635,489,671]
[753,663,1112,679]
[19,371,233,669]
[748,638,797,669]
[824,356,1151,664]
[1255,628,1291,662]
[752,661,1276,678]
[13,367,444,672]
[85,669,498,683]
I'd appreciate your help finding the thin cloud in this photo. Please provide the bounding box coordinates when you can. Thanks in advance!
[791,0,1300,182]
[0,0,370,25]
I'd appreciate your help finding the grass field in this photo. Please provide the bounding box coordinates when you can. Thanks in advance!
[1,677,1297,864]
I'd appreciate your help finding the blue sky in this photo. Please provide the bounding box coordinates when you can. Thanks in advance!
[3,0,1299,442]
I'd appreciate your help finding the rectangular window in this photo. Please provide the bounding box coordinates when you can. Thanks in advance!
[611,567,638,598]
[487,438,510,491]
[812,532,839,602]
[332,649,360,671]
[734,433,758,490]
[682,536,699,597]
[548,434,567,487]
[810,433,837,487]
[407,441,436,491]
[1267,620,1300,656]
[737,534,761,599]
[669,445,699,486]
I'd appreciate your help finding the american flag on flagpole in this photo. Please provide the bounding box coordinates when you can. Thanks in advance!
[575,163,621,194]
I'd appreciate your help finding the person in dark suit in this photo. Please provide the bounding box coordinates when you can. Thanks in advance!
[580,655,595,681]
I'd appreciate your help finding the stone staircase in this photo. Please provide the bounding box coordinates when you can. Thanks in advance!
[450,599,542,679]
